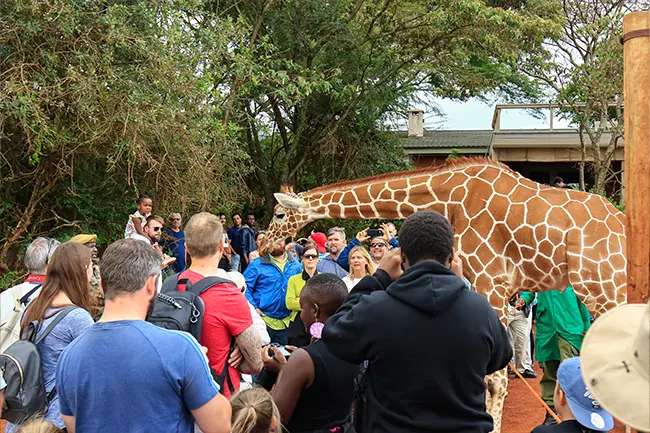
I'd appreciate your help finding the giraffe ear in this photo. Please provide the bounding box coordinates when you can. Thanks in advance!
[274,193,307,210]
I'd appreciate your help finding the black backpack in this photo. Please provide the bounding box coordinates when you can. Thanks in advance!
[147,273,237,394]
[0,306,77,424]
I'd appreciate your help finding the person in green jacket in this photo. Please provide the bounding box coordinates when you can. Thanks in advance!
[520,286,591,426]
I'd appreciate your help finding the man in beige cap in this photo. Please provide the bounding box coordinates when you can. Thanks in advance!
[580,300,649,432]
[70,233,103,318]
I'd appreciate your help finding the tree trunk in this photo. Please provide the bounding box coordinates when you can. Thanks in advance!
[579,124,587,191]
[0,163,60,271]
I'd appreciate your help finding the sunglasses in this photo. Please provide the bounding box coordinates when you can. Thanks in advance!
[303,254,319,260]
[152,226,162,232]
[370,243,387,248]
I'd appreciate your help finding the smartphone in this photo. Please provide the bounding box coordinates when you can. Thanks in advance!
[367,228,382,238]
[222,233,229,248]
[269,343,292,358]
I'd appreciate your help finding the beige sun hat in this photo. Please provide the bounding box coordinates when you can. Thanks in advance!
[580,301,649,432]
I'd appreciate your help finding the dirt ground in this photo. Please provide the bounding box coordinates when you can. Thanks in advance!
[502,364,626,433]
[1,365,628,432]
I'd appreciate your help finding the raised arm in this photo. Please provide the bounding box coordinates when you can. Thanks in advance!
[322,270,391,364]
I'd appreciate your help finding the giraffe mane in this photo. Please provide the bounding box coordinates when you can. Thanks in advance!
[306,157,515,195]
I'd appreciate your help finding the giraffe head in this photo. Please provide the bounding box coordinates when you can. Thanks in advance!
[258,186,320,255]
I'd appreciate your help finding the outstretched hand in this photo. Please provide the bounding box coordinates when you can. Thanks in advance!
[261,345,287,372]
[378,248,403,281]
[356,228,370,243]
[380,223,393,242]
[451,252,463,278]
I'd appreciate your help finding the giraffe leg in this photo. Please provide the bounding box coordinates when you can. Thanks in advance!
[486,368,509,433]
[483,280,515,433]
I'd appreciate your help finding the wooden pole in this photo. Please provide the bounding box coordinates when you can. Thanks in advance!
[623,11,650,305]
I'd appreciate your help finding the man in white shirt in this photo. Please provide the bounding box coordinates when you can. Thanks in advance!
[0,237,59,319]
[1,237,60,351]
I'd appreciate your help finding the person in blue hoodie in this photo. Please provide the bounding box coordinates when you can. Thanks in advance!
[244,238,302,345]
[323,210,512,433]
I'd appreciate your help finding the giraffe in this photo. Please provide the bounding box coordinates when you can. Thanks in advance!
[260,157,627,433]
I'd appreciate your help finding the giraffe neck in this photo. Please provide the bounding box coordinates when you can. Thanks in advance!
[305,169,474,220]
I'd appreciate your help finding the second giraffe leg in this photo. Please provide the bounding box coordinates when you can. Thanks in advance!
[486,368,509,433]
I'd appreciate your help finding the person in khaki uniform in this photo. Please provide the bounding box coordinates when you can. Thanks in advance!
[520,286,591,427]
[70,233,103,319]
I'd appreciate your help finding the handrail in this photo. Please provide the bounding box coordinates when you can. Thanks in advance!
[491,103,621,131]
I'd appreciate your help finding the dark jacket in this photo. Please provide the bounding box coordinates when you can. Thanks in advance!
[322,261,512,433]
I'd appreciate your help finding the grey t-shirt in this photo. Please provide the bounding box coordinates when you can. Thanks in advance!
[6,307,93,432]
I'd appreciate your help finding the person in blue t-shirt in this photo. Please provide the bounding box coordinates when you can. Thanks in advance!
[164,212,186,273]
[56,239,231,433]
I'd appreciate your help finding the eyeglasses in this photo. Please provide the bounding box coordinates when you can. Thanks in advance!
[370,243,387,248]
[45,237,56,263]
[170,218,181,221]
[152,226,162,232]
[303,254,318,260]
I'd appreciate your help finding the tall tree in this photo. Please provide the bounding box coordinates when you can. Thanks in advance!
[520,0,649,197]
[211,0,558,215]
[0,0,251,268]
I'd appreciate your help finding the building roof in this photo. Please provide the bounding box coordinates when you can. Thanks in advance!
[396,129,493,149]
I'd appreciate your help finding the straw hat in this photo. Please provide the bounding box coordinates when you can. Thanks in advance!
[580,301,649,432]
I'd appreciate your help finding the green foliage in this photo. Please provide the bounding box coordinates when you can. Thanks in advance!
[0,271,22,292]
[0,0,252,269]
[0,0,561,277]
[447,149,462,160]
[217,0,557,216]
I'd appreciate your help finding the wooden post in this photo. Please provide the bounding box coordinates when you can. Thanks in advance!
[623,11,650,304]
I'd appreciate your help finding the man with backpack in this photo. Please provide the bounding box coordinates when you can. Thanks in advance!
[167,212,263,397]
[55,238,232,433]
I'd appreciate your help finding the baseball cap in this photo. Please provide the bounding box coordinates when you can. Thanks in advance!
[557,357,614,431]
[580,302,649,432]
[309,232,327,254]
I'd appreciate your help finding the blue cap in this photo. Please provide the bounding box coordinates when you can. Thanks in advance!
[557,357,614,432]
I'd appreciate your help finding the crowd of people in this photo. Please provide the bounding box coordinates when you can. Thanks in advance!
[0,193,648,433]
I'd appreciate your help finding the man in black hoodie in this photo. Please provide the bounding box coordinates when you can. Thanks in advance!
[322,210,512,433]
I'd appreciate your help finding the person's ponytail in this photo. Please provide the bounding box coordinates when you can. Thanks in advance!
[230,387,280,433]
[232,405,259,433]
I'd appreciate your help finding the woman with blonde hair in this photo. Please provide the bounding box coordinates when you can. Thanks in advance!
[7,243,95,433]
[342,246,375,291]
[231,387,281,433]
[17,419,63,433]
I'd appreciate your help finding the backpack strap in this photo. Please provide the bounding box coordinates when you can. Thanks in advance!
[34,306,78,345]
[19,283,42,306]
[186,277,235,296]
[161,273,181,294]
[211,336,236,395]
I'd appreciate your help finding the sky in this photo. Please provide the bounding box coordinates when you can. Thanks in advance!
[390,98,574,131]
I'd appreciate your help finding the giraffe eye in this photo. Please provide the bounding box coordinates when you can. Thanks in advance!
[276,213,285,220]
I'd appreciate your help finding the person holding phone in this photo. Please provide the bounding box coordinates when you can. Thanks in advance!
[323,211,512,433]
[337,223,397,271]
